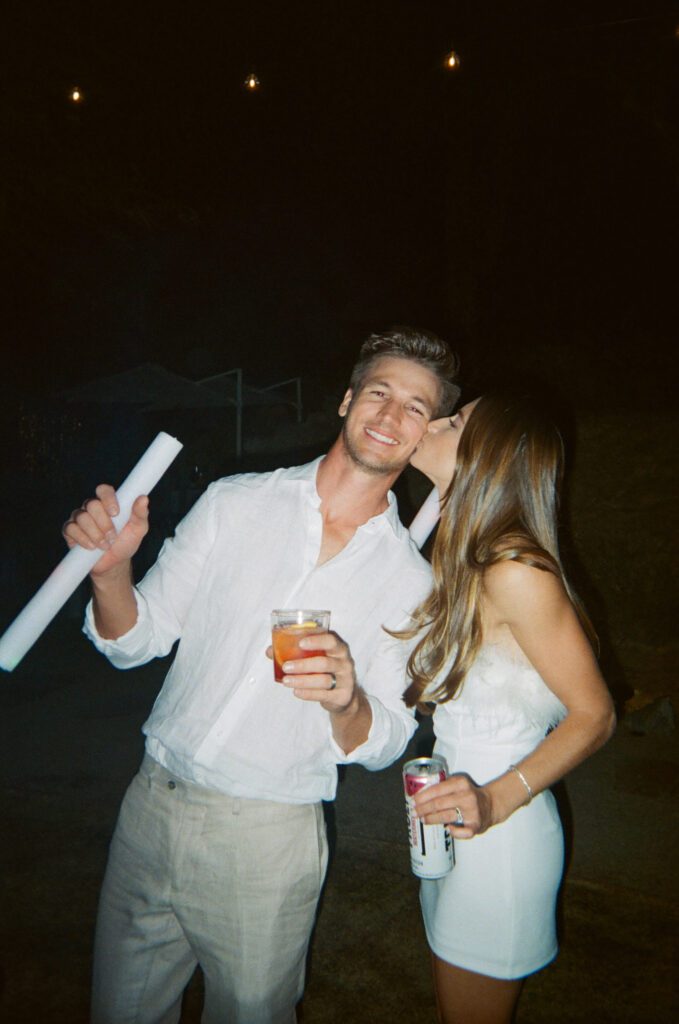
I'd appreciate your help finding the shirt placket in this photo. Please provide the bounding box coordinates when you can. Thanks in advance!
[278,490,325,607]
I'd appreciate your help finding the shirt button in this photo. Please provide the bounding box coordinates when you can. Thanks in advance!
[167,780,176,790]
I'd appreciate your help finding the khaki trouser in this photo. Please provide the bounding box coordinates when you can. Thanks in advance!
[91,753,328,1024]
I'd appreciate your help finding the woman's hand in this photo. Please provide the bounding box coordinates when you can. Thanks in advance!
[414,772,496,839]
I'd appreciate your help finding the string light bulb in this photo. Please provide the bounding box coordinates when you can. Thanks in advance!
[444,51,461,71]
[244,73,260,91]
[69,87,83,103]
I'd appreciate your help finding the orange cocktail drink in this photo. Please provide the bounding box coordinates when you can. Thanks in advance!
[271,610,331,681]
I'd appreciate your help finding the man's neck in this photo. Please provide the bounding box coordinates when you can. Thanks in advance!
[315,437,400,528]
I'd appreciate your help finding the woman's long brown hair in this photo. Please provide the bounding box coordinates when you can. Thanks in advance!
[399,395,596,714]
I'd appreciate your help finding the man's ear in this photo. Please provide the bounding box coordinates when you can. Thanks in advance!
[338,389,353,418]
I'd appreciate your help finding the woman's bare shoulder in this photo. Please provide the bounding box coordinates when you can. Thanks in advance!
[484,559,567,622]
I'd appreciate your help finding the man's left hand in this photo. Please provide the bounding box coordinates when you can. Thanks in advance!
[270,631,358,713]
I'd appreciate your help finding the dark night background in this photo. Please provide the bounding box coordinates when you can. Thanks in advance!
[2,0,677,399]
[0,3,678,1021]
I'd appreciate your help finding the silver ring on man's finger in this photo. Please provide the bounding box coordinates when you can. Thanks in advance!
[454,806,464,826]
[328,676,337,690]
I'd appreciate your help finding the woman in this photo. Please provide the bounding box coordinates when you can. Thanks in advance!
[404,395,615,1024]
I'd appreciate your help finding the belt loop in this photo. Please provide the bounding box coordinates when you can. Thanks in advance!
[139,751,153,788]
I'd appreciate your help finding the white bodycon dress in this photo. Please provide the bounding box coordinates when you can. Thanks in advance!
[420,643,567,979]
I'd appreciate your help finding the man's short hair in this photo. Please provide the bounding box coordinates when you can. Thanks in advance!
[349,326,461,417]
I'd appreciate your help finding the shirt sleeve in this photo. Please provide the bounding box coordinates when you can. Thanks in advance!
[82,484,219,667]
[83,587,155,668]
[329,621,420,770]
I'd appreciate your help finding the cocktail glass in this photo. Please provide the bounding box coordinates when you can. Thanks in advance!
[271,609,331,682]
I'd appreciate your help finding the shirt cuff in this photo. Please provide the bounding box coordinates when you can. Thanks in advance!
[328,694,415,769]
[82,588,151,667]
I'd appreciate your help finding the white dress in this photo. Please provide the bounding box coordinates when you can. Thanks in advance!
[420,643,567,980]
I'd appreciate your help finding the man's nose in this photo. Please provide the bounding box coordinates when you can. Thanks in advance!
[378,398,402,423]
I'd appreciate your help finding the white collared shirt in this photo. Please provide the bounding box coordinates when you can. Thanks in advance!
[84,457,431,803]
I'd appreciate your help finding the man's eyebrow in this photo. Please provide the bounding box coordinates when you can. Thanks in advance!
[364,377,435,412]
[408,390,436,413]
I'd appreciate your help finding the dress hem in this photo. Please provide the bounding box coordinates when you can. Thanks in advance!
[424,921,558,981]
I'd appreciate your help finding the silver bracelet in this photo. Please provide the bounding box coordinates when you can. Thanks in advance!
[508,764,533,805]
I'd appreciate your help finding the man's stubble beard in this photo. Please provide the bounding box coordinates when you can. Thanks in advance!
[340,420,412,477]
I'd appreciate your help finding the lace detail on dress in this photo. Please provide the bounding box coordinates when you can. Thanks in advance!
[427,643,567,733]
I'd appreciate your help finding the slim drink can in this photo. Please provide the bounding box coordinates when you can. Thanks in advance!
[403,756,454,879]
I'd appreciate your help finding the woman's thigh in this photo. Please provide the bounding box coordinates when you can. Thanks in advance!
[432,955,524,1024]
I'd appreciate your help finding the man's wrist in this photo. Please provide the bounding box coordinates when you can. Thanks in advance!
[329,687,373,756]
[91,560,134,591]
[330,685,366,719]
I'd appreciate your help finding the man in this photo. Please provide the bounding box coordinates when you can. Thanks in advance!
[64,327,460,1024]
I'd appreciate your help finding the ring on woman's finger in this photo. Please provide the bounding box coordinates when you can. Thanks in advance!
[328,675,337,691]
[454,806,464,826]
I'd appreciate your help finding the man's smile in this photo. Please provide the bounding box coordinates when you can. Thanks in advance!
[365,427,399,446]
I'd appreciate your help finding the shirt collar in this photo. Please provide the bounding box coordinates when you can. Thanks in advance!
[367,488,404,538]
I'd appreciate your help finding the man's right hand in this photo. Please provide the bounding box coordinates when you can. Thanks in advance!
[63,484,150,578]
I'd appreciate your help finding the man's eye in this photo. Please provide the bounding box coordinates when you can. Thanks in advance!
[370,390,386,397]
[407,405,424,416]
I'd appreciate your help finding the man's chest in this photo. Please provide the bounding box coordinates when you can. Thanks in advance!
[315,521,358,566]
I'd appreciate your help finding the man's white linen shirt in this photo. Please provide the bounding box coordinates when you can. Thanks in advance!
[84,458,432,803]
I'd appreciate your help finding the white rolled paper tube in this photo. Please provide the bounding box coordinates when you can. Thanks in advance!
[0,431,183,673]
[408,487,440,550]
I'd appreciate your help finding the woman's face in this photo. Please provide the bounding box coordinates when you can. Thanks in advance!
[410,399,479,493]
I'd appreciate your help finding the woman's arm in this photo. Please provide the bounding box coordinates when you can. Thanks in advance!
[415,559,616,837]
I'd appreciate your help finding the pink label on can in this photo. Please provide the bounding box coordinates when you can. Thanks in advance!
[404,769,445,797]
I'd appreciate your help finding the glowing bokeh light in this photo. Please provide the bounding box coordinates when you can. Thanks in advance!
[445,51,461,70]
[70,88,82,102]
[244,73,260,91]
